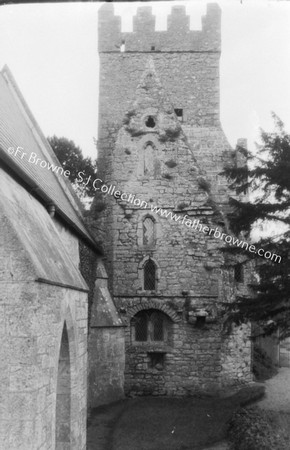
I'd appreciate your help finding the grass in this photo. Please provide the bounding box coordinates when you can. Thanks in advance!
[110,386,265,450]
[113,397,229,450]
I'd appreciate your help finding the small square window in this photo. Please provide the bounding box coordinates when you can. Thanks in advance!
[174,108,183,122]
[195,316,206,328]
[148,352,165,370]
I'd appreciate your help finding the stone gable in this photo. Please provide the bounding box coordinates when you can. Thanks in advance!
[94,3,252,397]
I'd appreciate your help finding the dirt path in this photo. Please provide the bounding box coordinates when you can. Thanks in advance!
[257,367,290,412]
[86,397,232,450]
[202,441,229,450]
[87,400,128,450]
[86,382,265,450]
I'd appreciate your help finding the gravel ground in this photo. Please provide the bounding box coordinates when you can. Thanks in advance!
[87,372,290,450]
[202,441,229,450]
[87,400,128,450]
[257,367,290,412]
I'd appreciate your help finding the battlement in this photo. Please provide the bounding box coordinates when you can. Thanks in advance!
[98,3,221,53]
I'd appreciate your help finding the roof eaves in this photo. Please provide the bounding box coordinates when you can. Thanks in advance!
[1,65,101,253]
[0,147,103,255]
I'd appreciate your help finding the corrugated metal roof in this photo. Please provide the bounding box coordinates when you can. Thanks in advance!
[0,167,88,291]
[0,65,98,250]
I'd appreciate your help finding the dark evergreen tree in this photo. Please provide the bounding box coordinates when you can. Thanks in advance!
[48,135,97,199]
[223,113,290,337]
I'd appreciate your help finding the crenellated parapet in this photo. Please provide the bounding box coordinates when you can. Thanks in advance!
[133,6,156,34]
[98,3,122,52]
[98,3,221,53]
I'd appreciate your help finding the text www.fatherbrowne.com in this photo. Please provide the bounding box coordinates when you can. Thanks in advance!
[4,144,280,264]
[84,176,281,264]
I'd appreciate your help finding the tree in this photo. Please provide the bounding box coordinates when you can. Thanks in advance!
[48,135,97,200]
[223,113,290,338]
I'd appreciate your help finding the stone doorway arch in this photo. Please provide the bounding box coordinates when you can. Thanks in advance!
[55,322,71,449]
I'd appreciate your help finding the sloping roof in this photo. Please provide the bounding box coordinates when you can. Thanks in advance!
[90,263,124,327]
[90,286,125,327]
[0,65,99,251]
[0,167,88,291]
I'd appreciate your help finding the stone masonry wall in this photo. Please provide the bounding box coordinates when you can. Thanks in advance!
[98,2,221,132]
[88,327,125,407]
[88,259,125,408]
[98,52,220,130]
[97,4,222,189]
[122,298,222,396]
[220,323,253,388]
[119,291,252,396]
[95,2,252,396]
[0,280,87,450]
[94,58,229,300]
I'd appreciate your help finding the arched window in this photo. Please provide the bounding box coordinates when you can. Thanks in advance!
[144,143,154,175]
[143,216,155,246]
[56,323,71,447]
[144,258,156,291]
[137,140,160,178]
[132,309,168,342]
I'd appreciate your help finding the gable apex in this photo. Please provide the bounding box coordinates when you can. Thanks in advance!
[123,57,182,141]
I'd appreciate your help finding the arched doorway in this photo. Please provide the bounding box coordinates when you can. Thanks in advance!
[55,322,71,449]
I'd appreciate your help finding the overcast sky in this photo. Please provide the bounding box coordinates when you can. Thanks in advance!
[0,0,289,158]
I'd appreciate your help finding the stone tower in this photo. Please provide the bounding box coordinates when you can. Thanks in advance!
[95,3,252,396]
